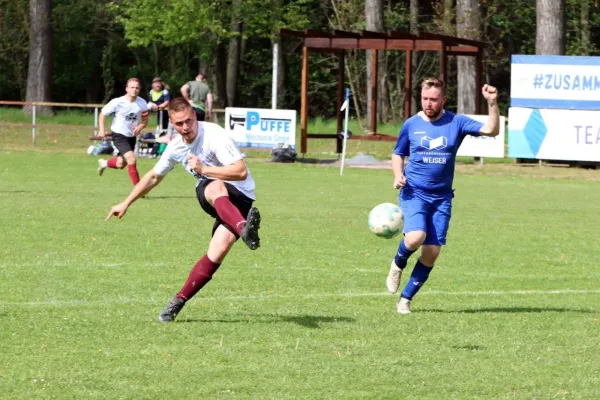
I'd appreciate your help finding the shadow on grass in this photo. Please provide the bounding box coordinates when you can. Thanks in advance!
[451,345,485,351]
[178,314,355,328]
[421,307,596,314]
[0,190,31,194]
[296,158,338,165]
[142,195,195,200]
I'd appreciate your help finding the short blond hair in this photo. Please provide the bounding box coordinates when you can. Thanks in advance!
[126,77,141,86]
[421,77,446,95]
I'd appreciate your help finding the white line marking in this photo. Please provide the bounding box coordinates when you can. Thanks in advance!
[2,289,599,307]
[0,262,167,268]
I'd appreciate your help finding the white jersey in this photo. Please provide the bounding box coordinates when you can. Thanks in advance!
[101,96,149,137]
[153,122,256,200]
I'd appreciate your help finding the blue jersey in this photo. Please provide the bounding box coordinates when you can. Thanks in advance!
[394,111,483,193]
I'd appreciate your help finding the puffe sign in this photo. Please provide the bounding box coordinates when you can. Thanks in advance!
[225,107,297,149]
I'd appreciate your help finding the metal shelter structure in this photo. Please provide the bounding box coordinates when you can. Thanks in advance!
[278,28,486,154]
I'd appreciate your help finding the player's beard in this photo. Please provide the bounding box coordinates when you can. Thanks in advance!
[424,107,443,119]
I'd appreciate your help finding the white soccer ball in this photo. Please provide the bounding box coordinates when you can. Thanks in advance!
[368,202,403,239]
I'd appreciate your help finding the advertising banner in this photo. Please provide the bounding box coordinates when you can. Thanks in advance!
[225,108,296,149]
[511,55,600,110]
[508,107,600,161]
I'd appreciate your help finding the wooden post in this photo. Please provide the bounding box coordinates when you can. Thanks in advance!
[370,49,378,134]
[475,49,483,114]
[440,45,448,83]
[336,50,345,154]
[301,46,309,154]
[404,50,412,120]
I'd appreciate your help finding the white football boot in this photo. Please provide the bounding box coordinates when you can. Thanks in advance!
[98,159,107,176]
[397,297,411,314]
[386,260,403,293]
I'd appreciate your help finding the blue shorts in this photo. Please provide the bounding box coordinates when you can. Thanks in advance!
[399,187,453,246]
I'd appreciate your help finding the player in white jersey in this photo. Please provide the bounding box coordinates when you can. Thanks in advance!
[105,97,261,322]
[97,78,149,186]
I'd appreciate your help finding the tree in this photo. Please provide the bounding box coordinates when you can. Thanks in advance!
[226,0,242,107]
[536,0,566,54]
[24,0,53,115]
[365,0,386,125]
[456,0,480,114]
[410,0,419,115]
[0,0,29,100]
[580,0,590,55]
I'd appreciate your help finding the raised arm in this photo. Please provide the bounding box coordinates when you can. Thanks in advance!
[479,84,500,137]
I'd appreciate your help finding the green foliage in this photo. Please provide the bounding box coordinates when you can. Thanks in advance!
[2,0,600,119]
[108,0,222,47]
[0,0,29,99]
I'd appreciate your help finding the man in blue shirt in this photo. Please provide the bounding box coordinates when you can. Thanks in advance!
[387,77,499,314]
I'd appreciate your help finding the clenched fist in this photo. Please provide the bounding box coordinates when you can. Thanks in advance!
[187,154,203,175]
[482,84,498,102]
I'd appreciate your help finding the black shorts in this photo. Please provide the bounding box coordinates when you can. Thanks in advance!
[194,107,205,121]
[195,179,253,236]
[111,133,136,156]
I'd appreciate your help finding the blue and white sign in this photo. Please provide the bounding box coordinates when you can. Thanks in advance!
[508,107,600,161]
[225,107,296,149]
[457,114,506,158]
[511,55,600,110]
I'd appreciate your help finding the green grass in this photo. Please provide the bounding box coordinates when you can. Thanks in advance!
[0,107,98,125]
[1,151,599,399]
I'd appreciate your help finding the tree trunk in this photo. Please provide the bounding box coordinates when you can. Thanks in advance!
[580,0,590,55]
[456,0,479,114]
[410,0,419,115]
[536,0,565,55]
[24,0,53,115]
[212,43,227,109]
[443,0,454,34]
[365,0,385,126]
[226,0,242,107]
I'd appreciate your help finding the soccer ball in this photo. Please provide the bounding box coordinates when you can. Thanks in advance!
[368,202,403,239]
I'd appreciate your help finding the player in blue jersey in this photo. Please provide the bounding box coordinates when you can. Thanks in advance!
[386,77,499,314]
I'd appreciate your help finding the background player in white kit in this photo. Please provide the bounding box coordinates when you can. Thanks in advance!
[105,97,261,322]
[97,77,149,186]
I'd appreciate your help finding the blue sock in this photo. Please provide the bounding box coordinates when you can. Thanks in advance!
[394,240,416,269]
[401,259,434,300]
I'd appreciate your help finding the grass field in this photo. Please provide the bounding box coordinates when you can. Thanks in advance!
[1,151,599,399]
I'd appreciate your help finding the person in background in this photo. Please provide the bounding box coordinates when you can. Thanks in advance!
[97,78,149,186]
[148,77,171,131]
[181,73,213,122]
